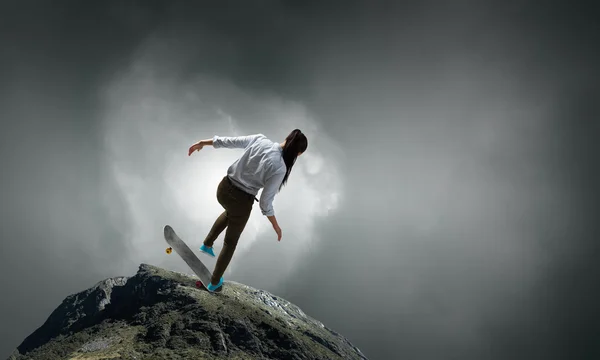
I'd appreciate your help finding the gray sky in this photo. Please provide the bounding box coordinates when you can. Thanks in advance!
[1,1,599,359]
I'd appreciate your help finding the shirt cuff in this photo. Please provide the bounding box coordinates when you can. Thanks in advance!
[212,135,221,148]
[261,208,274,216]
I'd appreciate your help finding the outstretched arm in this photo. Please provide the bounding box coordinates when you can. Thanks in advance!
[198,138,214,147]
[189,134,263,155]
[188,138,214,156]
[212,134,262,149]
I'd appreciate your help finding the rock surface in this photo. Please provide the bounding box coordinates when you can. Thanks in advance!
[8,264,368,360]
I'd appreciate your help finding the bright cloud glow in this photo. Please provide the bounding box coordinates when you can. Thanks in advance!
[99,39,343,282]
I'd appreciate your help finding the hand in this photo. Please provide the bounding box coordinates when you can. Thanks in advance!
[188,142,204,156]
[273,224,282,241]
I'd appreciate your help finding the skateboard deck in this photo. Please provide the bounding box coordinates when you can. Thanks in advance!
[163,224,221,292]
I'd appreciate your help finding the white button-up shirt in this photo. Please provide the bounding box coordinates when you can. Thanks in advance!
[212,134,286,217]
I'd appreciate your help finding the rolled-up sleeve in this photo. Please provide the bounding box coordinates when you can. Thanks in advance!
[259,169,286,216]
[213,134,262,149]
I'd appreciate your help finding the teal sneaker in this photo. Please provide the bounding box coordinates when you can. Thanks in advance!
[207,277,224,292]
[199,244,215,257]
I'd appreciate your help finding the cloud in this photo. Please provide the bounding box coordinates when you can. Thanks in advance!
[99,38,343,282]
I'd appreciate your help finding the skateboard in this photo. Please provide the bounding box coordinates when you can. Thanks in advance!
[163,224,222,293]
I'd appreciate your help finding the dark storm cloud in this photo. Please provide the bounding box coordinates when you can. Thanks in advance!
[0,1,160,356]
[271,2,600,359]
[1,1,599,359]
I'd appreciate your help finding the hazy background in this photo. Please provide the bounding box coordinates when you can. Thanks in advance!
[1,1,598,359]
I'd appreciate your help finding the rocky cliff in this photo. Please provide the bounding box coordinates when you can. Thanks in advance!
[8,264,368,360]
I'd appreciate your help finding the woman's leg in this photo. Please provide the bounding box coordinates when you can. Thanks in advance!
[210,210,251,285]
[209,176,253,285]
[202,176,230,247]
[203,211,228,248]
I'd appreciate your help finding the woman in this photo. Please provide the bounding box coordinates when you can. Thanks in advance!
[187,129,308,292]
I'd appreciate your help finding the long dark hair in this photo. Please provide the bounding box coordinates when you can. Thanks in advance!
[280,129,308,191]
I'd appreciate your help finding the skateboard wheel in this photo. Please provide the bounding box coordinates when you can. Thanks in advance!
[195,281,203,288]
[166,247,172,254]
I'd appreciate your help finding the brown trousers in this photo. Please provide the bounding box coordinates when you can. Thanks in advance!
[203,176,254,285]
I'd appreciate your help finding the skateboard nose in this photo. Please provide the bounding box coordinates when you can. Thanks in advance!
[164,225,173,237]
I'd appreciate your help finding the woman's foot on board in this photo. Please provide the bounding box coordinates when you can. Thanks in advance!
[207,277,224,292]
